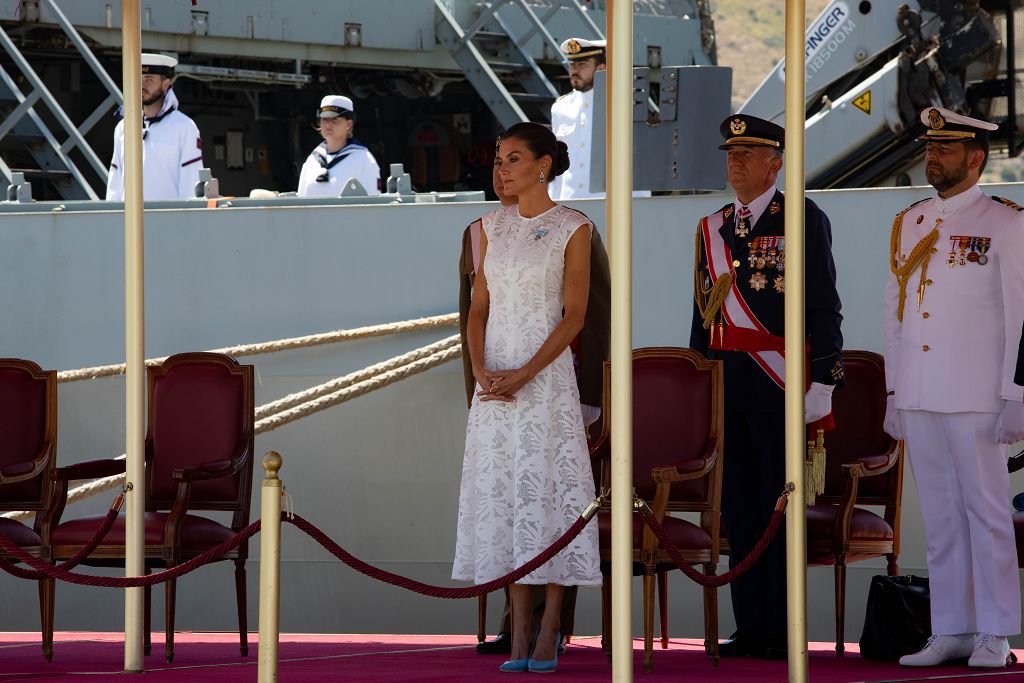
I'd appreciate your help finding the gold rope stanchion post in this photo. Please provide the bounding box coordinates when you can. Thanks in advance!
[258,452,284,682]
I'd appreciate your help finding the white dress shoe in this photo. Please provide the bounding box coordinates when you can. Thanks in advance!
[968,633,1013,669]
[899,634,975,667]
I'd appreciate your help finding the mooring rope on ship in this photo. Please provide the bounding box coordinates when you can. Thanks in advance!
[2,336,461,522]
[56,313,459,383]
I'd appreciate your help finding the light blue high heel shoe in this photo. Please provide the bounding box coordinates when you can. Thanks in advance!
[499,658,530,673]
[528,631,560,673]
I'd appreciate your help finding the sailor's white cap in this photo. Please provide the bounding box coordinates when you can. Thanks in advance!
[141,53,177,76]
[560,37,607,61]
[917,106,998,141]
[318,95,355,118]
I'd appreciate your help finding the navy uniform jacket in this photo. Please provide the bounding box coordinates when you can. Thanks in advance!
[689,190,845,413]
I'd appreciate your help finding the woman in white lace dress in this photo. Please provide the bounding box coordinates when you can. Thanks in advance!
[452,122,601,673]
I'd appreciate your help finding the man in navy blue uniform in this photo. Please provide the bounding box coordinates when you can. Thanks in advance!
[690,114,845,659]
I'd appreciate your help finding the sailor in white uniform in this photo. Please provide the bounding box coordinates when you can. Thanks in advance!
[297,95,381,197]
[548,38,648,200]
[106,53,203,201]
[548,38,605,201]
[884,107,1024,669]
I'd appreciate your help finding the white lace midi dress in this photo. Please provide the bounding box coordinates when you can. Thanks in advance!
[452,204,602,587]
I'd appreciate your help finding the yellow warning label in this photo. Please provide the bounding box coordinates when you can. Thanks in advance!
[852,91,871,115]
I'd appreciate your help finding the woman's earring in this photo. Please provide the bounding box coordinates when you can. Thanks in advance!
[538,171,546,183]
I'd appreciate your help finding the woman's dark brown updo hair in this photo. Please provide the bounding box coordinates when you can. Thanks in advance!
[500,122,570,182]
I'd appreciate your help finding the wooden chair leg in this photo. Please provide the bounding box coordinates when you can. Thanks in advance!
[144,583,152,657]
[235,559,249,656]
[600,579,609,656]
[39,578,54,662]
[834,562,846,657]
[477,593,487,643]
[886,553,899,576]
[643,566,655,673]
[165,577,176,663]
[657,569,669,649]
[704,563,719,665]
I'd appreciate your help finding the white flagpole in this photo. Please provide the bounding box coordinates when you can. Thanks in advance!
[783,0,808,680]
[608,1,634,680]
[120,0,146,672]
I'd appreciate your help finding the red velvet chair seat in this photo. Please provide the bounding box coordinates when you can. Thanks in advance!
[53,512,233,551]
[0,517,42,547]
[807,505,893,541]
[807,504,894,565]
[598,513,711,553]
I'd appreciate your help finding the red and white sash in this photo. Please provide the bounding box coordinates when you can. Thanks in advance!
[701,210,787,389]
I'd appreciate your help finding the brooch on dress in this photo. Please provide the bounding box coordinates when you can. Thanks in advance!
[531,228,549,240]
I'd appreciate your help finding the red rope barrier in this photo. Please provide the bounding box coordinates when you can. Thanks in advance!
[57,494,125,571]
[0,519,260,587]
[0,494,123,580]
[637,493,788,588]
[285,512,595,598]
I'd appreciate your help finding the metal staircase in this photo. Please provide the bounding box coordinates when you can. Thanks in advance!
[0,0,122,200]
[435,0,604,129]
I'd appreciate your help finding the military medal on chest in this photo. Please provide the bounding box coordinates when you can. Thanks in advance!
[747,236,785,292]
[948,234,991,267]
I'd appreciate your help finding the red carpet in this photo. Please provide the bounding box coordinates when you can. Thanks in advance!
[1,633,1023,681]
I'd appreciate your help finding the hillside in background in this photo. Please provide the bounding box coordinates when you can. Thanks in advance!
[712,0,832,111]
[710,0,1024,183]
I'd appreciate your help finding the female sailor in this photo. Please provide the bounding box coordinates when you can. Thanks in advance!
[297,95,381,197]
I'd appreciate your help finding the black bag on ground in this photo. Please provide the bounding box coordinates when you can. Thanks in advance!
[859,574,930,661]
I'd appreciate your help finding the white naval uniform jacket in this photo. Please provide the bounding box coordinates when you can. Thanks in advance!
[549,88,599,200]
[884,184,1024,413]
[296,141,381,197]
[105,98,203,201]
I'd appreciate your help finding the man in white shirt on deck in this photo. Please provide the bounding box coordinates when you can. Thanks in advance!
[106,53,203,201]
[884,106,1024,669]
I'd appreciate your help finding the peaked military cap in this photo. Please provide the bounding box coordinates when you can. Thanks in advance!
[718,114,785,150]
[560,37,607,61]
[141,53,177,77]
[916,106,998,142]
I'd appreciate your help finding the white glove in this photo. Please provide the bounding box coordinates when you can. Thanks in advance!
[805,382,834,424]
[995,399,1024,445]
[883,395,904,440]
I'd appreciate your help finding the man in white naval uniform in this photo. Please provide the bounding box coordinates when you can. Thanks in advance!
[884,106,1024,669]
[106,53,203,201]
[548,38,605,201]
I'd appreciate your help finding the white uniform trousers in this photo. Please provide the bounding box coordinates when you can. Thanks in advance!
[903,410,1021,636]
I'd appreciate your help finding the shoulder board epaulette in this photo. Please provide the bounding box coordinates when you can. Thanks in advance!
[555,93,570,102]
[899,197,929,215]
[992,195,1024,211]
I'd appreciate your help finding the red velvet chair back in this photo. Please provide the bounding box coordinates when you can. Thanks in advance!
[145,353,254,513]
[601,348,724,508]
[0,359,56,508]
[819,350,899,504]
